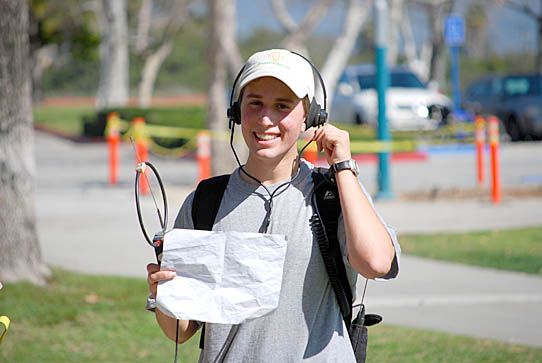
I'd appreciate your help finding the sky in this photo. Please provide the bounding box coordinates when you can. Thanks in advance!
[235,0,541,55]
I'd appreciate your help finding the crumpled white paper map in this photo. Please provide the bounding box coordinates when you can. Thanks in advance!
[156,228,288,324]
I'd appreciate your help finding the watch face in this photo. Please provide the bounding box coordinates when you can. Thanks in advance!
[348,159,359,176]
[350,160,359,175]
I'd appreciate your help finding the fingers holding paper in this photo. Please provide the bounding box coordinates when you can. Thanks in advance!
[147,263,176,299]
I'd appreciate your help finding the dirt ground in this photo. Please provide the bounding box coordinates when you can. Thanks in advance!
[400,185,542,201]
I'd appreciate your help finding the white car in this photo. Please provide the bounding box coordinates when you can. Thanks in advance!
[331,64,453,130]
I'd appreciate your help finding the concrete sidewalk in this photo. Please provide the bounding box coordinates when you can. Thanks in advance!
[34,131,542,348]
[361,256,542,348]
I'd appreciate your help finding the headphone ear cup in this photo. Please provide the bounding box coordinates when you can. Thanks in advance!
[227,101,241,128]
[305,98,326,129]
[318,109,328,127]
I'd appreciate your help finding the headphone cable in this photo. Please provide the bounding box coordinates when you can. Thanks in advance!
[229,126,314,233]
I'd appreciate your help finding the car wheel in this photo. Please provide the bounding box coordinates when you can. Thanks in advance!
[429,106,447,126]
[354,114,364,125]
[506,116,524,142]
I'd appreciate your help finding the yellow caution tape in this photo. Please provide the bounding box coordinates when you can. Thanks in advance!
[350,139,417,153]
[0,316,10,344]
[113,115,478,155]
[296,139,418,154]
[147,138,197,158]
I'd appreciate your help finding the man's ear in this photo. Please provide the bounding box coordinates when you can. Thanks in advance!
[300,118,307,133]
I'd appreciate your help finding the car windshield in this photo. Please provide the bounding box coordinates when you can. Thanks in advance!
[503,75,541,97]
[357,71,426,90]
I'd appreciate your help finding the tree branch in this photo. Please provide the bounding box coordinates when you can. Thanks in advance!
[135,0,153,53]
[295,0,336,36]
[279,0,335,51]
[502,0,539,19]
[271,0,297,33]
[321,0,372,109]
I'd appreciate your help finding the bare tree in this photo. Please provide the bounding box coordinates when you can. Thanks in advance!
[0,0,49,285]
[388,0,405,65]
[320,0,372,108]
[271,0,372,109]
[95,0,129,109]
[465,2,489,60]
[28,1,98,103]
[31,44,58,103]
[223,22,244,76]
[134,0,196,107]
[272,0,335,53]
[419,0,455,88]
[207,0,241,175]
[400,1,432,80]
[499,0,542,73]
[404,0,455,88]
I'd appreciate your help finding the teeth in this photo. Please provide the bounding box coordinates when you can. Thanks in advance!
[255,133,278,140]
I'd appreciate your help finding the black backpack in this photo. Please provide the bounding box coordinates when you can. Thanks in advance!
[191,168,381,363]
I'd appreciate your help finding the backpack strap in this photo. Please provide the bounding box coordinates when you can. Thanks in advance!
[192,174,230,230]
[191,174,231,350]
[311,167,353,328]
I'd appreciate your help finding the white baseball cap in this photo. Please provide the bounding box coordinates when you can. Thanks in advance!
[232,49,315,103]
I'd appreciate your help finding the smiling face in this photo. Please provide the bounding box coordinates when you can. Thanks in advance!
[240,76,306,172]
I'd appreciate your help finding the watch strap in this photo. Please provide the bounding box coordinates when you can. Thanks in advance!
[331,159,358,176]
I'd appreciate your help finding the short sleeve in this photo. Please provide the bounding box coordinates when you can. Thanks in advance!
[337,181,401,281]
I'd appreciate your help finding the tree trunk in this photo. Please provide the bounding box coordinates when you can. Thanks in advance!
[388,0,404,66]
[138,40,174,107]
[321,0,371,110]
[96,0,129,109]
[425,0,455,89]
[207,0,240,176]
[0,0,49,285]
[135,0,153,54]
[465,2,488,60]
[135,0,195,108]
[31,44,58,103]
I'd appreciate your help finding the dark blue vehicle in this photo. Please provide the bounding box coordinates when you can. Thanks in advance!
[462,74,542,141]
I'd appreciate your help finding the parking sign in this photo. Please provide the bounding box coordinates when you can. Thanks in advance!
[444,14,465,46]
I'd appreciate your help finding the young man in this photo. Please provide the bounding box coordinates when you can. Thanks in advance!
[147,49,400,362]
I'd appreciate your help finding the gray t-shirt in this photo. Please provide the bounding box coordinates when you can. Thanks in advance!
[151,160,400,362]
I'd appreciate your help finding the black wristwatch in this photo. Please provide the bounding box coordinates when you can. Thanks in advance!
[331,159,359,176]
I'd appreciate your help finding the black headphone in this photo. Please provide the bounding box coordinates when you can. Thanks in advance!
[227,51,328,130]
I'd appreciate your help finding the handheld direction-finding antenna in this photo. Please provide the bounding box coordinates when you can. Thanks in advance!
[130,137,168,264]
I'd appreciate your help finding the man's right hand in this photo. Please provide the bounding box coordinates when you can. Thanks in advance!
[147,263,176,299]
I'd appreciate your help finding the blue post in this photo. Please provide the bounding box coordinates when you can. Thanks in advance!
[375,0,393,200]
[450,45,461,111]
[444,14,465,113]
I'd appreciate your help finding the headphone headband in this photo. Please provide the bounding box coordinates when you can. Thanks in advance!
[227,50,328,130]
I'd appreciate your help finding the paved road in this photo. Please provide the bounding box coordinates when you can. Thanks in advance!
[34,131,542,348]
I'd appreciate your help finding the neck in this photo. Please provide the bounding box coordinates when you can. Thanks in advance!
[242,155,299,186]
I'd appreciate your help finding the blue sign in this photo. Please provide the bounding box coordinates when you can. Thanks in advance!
[444,14,465,46]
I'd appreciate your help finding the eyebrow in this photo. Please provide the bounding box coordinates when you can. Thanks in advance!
[245,93,296,104]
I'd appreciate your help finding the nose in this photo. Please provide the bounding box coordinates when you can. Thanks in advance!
[258,106,275,126]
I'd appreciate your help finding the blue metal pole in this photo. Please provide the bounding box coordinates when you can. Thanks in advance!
[375,0,393,200]
[450,45,461,111]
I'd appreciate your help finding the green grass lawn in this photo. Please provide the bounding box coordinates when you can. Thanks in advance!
[0,268,200,362]
[1,265,541,362]
[400,226,542,275]
[33,105,206,139]
[33,106,94,137]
